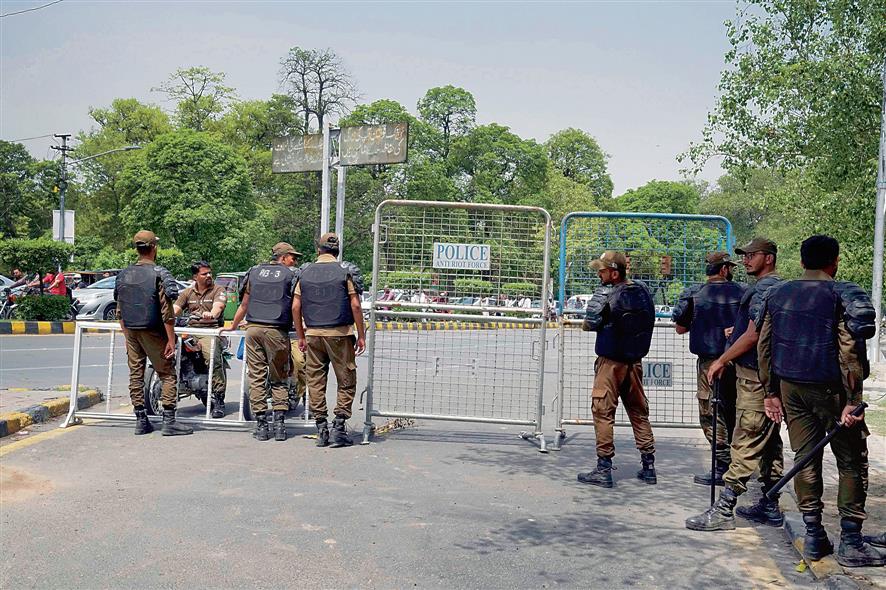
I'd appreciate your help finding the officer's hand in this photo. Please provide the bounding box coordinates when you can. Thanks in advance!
[201,311,214,320]
[763,396,783,424]
[841,404,864,427]
[164,341,176,359]
[581,319,593,332]
[707,359,726,383]
[724,327,734,339]
[297,339,307,353]
[355,337,366,356]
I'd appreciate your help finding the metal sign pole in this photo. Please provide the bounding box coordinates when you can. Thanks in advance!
[871,55,886,364]
[335,165,346,260]
[320,120,331,235]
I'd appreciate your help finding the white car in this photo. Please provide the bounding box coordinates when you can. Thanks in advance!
[74,276,189,321]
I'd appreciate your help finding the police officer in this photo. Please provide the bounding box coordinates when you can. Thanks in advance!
[672,252,745,485]
[227,243,299,442]
[576,251,656,488]
[115,230,192,436]
[757,235,882,568]
[173,261,227,418]
[293,233,366,448]
[685,237,782,531]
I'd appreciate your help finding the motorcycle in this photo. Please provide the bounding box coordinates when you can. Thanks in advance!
[143,316,232,416]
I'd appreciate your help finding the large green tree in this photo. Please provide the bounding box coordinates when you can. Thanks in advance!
[615,180,700,215]
[417,85,477,160]
[546,128,613,206]
[153,66,236,131]
[0,141,59,239]
[118,130,272,271]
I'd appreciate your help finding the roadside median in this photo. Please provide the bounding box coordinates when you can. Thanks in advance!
[0,389,103,437]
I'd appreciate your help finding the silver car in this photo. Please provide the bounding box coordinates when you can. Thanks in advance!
[73,276,189,321]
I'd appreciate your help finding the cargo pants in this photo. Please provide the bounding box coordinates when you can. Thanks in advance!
[124,328,177,409]
[194,335,227,401]
[591,356,656,458]
[245,325,291,414]
[697,357,735,465]
[305,335,357,420]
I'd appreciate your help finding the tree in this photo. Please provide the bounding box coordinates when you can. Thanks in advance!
[0,237,73,293]
[0,141,59,238]
[279,47,359,133]
[74,99,173,247]
[449,123,548,205]
[153,66,236,131]
[417,85,476,159]
[545,128,613,205]
[118,130,273,271]
[681,0,885,288]
[615,180,700,215]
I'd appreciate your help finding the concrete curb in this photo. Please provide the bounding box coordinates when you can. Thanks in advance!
[0,390,103,438]
[0,320,76,335]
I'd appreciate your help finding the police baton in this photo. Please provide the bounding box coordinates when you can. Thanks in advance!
[764,402,868,501]
[709,377,721,506]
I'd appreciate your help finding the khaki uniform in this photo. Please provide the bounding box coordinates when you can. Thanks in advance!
[295,254,358,420]
[758,269,869,520]
[591,356,655,458]
[122,261,177,408]
[722,364,784,494]
[290,340,306,403]
[241,265,293,413]
[697,358,735,465]
[175,284,227,400]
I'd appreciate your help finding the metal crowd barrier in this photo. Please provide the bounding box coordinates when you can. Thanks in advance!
[61,321,310,429]
[362,200,552,451]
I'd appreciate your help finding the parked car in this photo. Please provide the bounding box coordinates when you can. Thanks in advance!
[73,276,189,321]
[563,294,595,317]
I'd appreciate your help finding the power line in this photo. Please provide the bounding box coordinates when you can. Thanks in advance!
[0,0,64,18]
[4,133,55,142]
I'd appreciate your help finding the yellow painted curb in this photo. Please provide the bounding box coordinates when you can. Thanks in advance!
[0,389,100,438]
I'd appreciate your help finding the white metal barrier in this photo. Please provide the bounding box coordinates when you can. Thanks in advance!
[61,321,310,429]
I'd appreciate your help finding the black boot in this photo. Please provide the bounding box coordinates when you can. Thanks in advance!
[802,511,834,561]
[577,457,614,488]
[837,518,886,567]
[134,408,153,435]
[253,411,270,441]
[161,408,194,436]
[273,410,287,442]
[636,453,657,485]
[329,416,354,448]
[694,461,729,486]
[211,396,225,419]
[685,487,738,531]
[315,419,330,447]
[864,533,886,548]
[736,490,783,527]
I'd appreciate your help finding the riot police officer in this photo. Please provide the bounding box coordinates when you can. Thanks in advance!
[757,235,882,568]
[293,233,366,448]
[227,243,299,442]
[686,237,783,531]
[576,251,656,488]
[672,252,746,485]
[115,230,192,436]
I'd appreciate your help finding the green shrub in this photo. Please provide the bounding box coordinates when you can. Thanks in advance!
[453,278,493,295]
[380,271,432,290]
[501,282,536,297]
[13,295,71,321]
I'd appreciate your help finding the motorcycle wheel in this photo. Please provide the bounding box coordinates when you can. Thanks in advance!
[143,367,163,416]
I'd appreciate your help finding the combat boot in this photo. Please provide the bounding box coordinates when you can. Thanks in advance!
[694,461,729,486]
[160,408,194,436]
[802,511,834,561]
[273,410,287,442]
[577,457,614,488]
[315,419,330,448]
[636,453,657,485]
[211,396,225,419]
[134,408,154,435]
[736,491,783,527]
[253,411,270,441]
[685,487,738,531]
[864,533,886,548]
[329,416,354,448]
[836,518,886,568]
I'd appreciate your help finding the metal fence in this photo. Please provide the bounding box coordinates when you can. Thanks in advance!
[61,321,311,429]
[363,200,552,451]
[553,212,734,450]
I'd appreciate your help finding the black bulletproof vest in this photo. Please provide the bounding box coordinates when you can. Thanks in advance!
[595,281,655,363]
[728,274,781,369]
[244,264,294,328]
[298,263,354,328]
[116,264,161,330]
[690,281,746,358]
[768,280,841,384]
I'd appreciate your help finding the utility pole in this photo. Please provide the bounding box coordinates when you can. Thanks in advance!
[871,55,886,364]
[51,133,73,246]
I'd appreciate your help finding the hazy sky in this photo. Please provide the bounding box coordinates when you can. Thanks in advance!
[1,0,736,194]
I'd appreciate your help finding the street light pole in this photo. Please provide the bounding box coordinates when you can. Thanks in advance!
[871,55,886,364]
